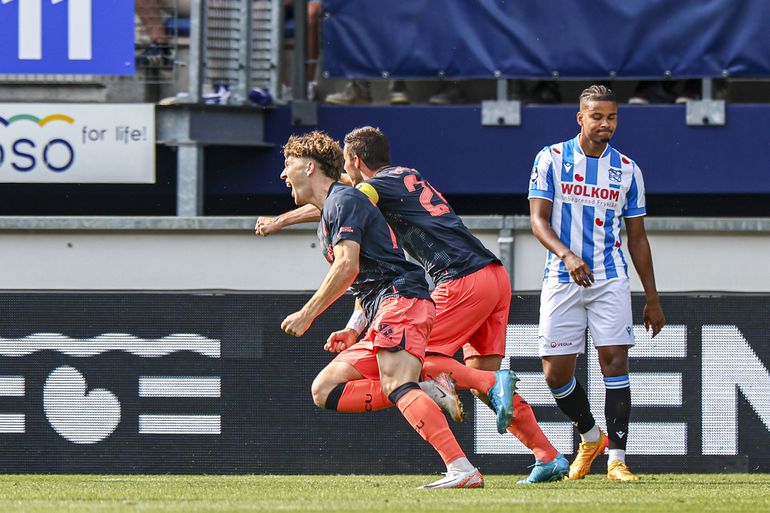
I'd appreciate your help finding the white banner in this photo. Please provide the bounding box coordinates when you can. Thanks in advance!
[0,104,154,183]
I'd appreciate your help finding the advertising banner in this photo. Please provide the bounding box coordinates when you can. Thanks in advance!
[323,0,770,79]
[0,292,766,474]
[0,104,155,183]
[0,0,134,75]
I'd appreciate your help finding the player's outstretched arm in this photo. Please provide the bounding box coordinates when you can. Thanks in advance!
[625,216,666,337]
[255,204,321,236]
[529,198,594,287]
[281,240,360,337]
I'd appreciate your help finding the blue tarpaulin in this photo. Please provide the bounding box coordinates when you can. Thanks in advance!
[322,0,770,79]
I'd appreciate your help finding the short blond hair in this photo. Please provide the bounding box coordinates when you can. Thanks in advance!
[283,131,344,180]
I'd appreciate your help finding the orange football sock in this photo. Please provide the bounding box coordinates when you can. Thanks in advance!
[423,355,496,393]
[335,380,392,412]
[507,394,559,462]
[395,388,465,465]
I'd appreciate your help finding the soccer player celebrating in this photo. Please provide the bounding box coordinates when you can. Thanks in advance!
[278,131,483,489]
[259,128,568,484]
[528,85,666,481]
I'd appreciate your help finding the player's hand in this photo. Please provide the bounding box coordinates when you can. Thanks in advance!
[564,253,594,287]
[324,328,358,352]
[255,216,283,237]
[643,300,666,338]
[281,310,313,337]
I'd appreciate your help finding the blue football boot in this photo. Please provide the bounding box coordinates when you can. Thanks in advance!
[517,453,570,484]
[487,370,518,434]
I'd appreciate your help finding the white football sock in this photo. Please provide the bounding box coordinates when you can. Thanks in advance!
[580,424,601,443]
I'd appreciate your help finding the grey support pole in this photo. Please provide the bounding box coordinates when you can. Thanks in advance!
[292,0,307,100]
[187,0,206,102]
[234,0,253,104]
[497,228,515,290]
[177,143,205,216]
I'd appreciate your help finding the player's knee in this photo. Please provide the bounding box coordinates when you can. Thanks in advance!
[310,376,332,409]
[543,370,571,389]
[379,378,398,398]
[599,352,629,376]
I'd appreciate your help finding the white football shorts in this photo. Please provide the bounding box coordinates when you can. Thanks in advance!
[538,277,634,357]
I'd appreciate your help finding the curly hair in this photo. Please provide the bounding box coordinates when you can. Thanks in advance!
[283,131,344,180]
[579,84,616,108]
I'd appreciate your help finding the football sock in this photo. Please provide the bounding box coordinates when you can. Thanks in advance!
[446,456,476,474]
[507,394,559,462]
[581,424,601,443]
[608,449,626,464]
[604,374,631,450]
[550,376,597,435]
[325,380,392,412]
[422,354,496,393]
[389,383,465,466]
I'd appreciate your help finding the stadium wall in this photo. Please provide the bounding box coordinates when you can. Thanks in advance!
[0,216,768,292]
[0,217,767,474]
[0,291,766,474]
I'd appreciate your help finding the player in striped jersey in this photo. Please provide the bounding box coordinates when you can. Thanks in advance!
[528,85,666,481]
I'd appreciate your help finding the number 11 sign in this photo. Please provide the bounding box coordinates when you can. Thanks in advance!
[0,0,134,75]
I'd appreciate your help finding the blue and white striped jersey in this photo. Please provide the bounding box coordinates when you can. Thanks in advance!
[527,135,646,283]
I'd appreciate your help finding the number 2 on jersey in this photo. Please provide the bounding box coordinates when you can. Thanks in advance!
[403,174,450,216]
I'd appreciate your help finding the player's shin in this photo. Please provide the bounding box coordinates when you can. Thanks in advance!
[604,374,631,461]
[507,394,559,462]
[550,376,596,434]
[388,383,465,466]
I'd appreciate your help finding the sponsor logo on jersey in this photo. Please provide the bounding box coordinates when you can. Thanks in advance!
[561,183,620,201]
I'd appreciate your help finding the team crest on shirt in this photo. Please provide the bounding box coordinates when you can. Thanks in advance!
[378,323,394,338]
[608,168,623,183]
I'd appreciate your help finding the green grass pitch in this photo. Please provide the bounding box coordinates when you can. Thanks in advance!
[0,474,767,513]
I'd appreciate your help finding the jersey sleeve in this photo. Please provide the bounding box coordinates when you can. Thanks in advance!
[355,182,380,205]
[623,161,647,218]
[328,190,368,246]
[357,171,405,206]
[527,146,555,201]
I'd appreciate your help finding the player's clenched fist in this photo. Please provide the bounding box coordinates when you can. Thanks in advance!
[324,328,358,352]
[281,310,313,337]
[255,216,283,236]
